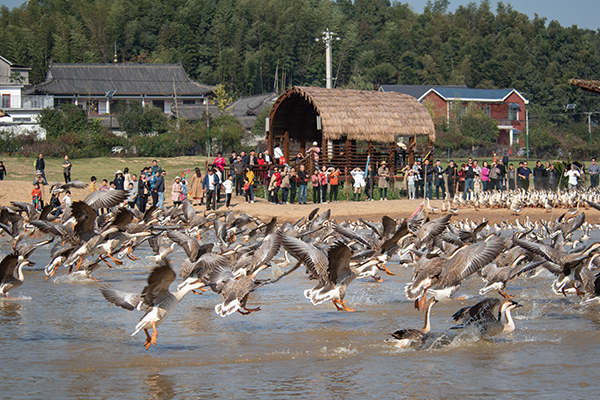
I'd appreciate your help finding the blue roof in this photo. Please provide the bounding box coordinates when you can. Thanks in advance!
[431,88,515,101]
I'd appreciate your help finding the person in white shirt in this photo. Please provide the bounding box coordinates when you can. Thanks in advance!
[222,174,234,209]
[351,167,366,201]
[62,190,72,207]
[273,143,284,164]
[564,164,581,189]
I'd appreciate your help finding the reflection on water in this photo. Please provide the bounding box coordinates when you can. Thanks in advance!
[0,300,24,325]
[145,372,177,400]
[0,227,600,399]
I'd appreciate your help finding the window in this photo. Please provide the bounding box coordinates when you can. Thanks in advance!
[508,107,518,121]
[460,105,468,116]
[480,105,491,117]
[183,100,195,105]
[1,94,10,108]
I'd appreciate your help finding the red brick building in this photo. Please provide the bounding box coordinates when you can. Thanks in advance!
[380,85,528,146]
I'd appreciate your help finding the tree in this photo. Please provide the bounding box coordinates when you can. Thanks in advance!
[38,104,87,139]
[211,115,246,152]
[117,102,168,137]
[459,106,498,144]
[214,84,234,113]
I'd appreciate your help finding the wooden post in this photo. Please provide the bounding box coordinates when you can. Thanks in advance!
[268,130,274,159]
[408,136,416,166]
[345,139,352,172]
[284,130,290,164]
[321,136,327,169]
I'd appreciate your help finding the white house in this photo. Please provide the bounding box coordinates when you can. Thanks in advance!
[0,56,49,137]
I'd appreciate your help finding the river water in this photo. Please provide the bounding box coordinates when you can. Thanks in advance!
[1,227,599,399]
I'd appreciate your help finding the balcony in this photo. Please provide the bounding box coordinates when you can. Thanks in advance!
[20,95,54,109]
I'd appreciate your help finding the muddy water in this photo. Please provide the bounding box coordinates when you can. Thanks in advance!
[1,229,599,399]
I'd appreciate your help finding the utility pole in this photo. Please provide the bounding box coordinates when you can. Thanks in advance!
[206,98,211,158]
[587,112,592,144]
[317,28,340,89]
[316,28,340,161]
[525,100,529,160]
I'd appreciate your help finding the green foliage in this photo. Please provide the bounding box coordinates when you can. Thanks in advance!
[251,107,271,138]
[459,107,498,143]
[213,84,234,113]
[211,115,246,152]
[38,104,88,139]
[117,102,168,137]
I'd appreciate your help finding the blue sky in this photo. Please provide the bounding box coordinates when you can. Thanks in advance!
[0,0,598,30]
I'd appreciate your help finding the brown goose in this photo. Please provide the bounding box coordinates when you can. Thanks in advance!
[100,259,205,350]
[405,236,504,309]
[209,263,270,317]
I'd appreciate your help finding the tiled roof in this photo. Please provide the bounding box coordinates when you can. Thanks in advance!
[32,62,215,96]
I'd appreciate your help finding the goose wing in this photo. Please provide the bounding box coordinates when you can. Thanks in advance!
[180,252,228,280]
[327,242,353,285]
[563,213,585,237]
[30,219,71,238]
[307,207,320,222]
[438,236,504,288]
[0,254,19,282]
[278,231,328,281]
[249,232,281,273]
[100,285,145,311]
[359,218,382,239]
[414,214,452,247]
[381,216,397,241]
[513,238,566,265]
[380,220,409,254]
[452,298,500,323]
[83,190,129,211]
[407,205,426,233]
[141,260,176,306]
[209,264,236,295]
[332,223,371,247]
[167,231,201,261]
[71,201,98,238]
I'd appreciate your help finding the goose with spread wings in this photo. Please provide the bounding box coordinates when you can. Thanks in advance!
[513,238,600,296]
[405,236,504,309]
[100,259,205,350]
[280,233,373,312]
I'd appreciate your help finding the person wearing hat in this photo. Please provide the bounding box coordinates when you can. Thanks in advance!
[378,161,390,201]
[308,141,320,169]
[171,176,183,207]
[203,168,220,210]
[114,170,125,190]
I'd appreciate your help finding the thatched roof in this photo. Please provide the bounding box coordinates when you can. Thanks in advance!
[269,86,435,143]
[569,78,600,95]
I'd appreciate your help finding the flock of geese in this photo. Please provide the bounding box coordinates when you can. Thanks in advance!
[1,180,600,350]
[429,187,600,215]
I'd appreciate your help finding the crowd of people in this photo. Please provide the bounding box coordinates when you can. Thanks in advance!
[402,156,596,201]
[17,150,600,215]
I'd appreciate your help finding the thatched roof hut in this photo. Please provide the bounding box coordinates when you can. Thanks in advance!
[267,86,435,171]
[569,78,600,95]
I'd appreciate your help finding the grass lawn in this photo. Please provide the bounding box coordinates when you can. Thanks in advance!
[0,155,211,184]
